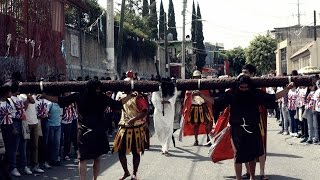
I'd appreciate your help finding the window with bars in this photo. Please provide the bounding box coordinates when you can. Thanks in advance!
[280,48,287,74]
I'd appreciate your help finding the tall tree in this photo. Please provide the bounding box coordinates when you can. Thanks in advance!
[225,47,246,76]
[195,3,206,70]
[191,0,196,44]
[159,0,165,40]
[245,34,277,75]
[149,0,158,40]
[167,0,177,40]
[142,0,149,17]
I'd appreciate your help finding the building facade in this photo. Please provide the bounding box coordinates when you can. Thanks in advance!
[273,25,320,75]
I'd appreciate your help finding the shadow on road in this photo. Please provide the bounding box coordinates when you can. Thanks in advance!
[267,152,303,158]
[172,147,210,162]
[224,175,302,180]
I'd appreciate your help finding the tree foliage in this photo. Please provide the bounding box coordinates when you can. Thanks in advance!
[65,0,103,29]
[142,0,149,17]
[168,0,177,40]
[195,3,206,70]
[191,1,196,44]
[225,47,246,76]
[159,0,165,40]
[149,0,158,40]
[245,34,277,75]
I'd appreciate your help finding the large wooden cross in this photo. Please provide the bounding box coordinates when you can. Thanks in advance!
[18,76,315,93]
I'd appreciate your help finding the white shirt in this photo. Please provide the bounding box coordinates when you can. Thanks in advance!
[313,89,320,112]
[8,95,27,120]
[20,94,38,125]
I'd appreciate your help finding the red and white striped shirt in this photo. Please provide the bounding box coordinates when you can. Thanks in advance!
[0,100,13,125]
[288,89,298,111]
[61,105,73,124]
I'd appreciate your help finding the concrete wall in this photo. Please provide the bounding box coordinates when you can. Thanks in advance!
[275,38,315,74]
[65,27,111,80]
[0,57,25,81]
[65,27,161,80]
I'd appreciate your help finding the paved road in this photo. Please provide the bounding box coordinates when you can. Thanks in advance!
[20,118,320,180]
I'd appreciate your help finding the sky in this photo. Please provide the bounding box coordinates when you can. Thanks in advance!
[98,0,320,50]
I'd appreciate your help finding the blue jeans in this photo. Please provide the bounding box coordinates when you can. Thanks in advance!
[60,123,72,157]
[48,126,61,162]
[11,119,27,170]
[306,109,319,141]
[289,110,298,133]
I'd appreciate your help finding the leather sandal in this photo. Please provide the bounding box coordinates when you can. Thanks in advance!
[119,172,130,180]
[260,175,268,180]
[241,173,250,179]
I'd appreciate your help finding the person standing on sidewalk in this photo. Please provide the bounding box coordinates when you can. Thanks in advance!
[8,81,33,176]
[60,100,73,161]
[304,83,318,144]
[20,93,44,173]
[36,92,52,169]
[0,83,14,178]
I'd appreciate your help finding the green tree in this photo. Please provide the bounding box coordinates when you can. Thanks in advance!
[191,0,196,44]
[149,0,158,40]
[245,34,277,75]
[225,47,246,76]
[195,3,206,70]
[168,0,177,40]
[142,0,149,17]
[65,0,103,30]
[159,0,165,40]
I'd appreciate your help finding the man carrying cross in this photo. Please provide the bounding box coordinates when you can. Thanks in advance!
[201,74,294,180]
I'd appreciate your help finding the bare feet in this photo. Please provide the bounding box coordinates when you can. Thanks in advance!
[131,174,138,180]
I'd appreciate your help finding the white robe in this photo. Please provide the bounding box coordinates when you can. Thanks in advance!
[151,88,177,153]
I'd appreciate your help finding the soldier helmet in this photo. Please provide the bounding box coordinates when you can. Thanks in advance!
[192,70,201,77]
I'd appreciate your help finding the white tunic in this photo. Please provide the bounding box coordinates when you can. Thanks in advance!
[151,88,177,153]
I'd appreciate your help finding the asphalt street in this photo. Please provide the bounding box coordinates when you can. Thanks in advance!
[20,118,320,180]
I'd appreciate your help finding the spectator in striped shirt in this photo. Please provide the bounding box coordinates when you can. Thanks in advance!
[60,96,77,161]
[0,84,13,178]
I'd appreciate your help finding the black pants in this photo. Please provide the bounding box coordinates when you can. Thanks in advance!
[0,154,11,180]
[301,118,309,137]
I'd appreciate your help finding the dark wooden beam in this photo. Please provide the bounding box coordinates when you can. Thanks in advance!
[18,76,314,93]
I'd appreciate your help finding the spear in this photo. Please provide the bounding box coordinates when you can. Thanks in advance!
[18,76,314,93]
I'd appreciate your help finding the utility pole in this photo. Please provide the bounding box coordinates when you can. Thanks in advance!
[78,8,83,78]
[164,12,169,77]
[106,0,116,79]
[181,0,187,79]
[116,0,126,77]
[297,0,301,26]
[314,10,317,41]
[315,10,318,67]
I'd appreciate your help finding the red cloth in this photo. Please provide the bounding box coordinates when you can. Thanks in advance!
[182,90,213,136]
[210,107,234,163]
[136,96,148,112]
[183,123,207,136]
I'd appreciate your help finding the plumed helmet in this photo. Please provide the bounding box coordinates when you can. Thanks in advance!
[126,70,134,78]
[193,70,201,77]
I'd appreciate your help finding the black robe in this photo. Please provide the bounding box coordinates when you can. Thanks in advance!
[58,92,123,160]
[215,89,276,163]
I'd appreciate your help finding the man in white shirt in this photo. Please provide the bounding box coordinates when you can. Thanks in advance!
[20,94,44,173]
